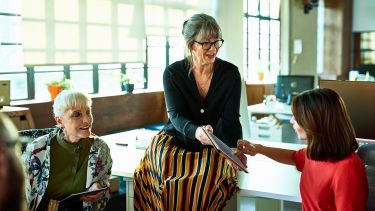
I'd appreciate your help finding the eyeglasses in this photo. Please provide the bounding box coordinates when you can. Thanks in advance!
[194,39,224,50]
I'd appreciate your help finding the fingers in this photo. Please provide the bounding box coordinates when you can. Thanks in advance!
[80,191,103,202]
[195,125,213,145]
[80,182,103,202]
[235,151,248,168]
[237,139,257,156]
[204,125,213,133]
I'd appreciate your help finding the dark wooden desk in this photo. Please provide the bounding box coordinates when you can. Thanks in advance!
[0,106,35,130]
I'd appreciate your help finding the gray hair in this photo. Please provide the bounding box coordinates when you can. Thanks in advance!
[53,90,92,117]
[182,13,222,71]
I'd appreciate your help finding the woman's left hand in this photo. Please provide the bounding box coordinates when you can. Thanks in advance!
[80,182,105,202]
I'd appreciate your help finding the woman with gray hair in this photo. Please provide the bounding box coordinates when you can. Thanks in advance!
[134,13,247,210]
[23,90,112,211]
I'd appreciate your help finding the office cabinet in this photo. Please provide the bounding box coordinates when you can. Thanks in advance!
[250,122,284,142]
[248,103,292,142]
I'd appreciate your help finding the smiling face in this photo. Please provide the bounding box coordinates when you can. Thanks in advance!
[55,105,93,143]
[191,35,221,66]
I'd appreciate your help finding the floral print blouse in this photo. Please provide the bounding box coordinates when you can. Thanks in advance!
[22,128,113,211]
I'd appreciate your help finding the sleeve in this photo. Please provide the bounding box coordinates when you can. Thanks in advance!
[293,148,306,172]
[163,67,198,140]
[332,157,368,211]
[97,140,113,210]
[215,68,242,147]
[85,139,113,211]
[22,144,33,208]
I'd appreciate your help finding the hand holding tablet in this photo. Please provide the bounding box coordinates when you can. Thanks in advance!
[202,128,249,173]
[60,187,108,204]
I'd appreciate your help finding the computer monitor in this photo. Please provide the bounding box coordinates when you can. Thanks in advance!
[275,75,315,103]
[319,80,375,142]
[0,80,10,108]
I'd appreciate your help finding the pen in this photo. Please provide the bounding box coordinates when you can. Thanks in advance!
[116,143,128,147]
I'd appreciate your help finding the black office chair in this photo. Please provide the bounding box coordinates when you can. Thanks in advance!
[357,143,375,211]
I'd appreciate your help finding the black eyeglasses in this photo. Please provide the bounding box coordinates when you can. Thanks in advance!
[194,39,224,50]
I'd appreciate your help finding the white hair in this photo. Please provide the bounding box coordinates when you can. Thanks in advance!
[52,90,92,117]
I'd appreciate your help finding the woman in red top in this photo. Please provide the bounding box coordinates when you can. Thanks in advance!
[238,88,368,211]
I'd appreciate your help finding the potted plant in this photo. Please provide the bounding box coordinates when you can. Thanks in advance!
[46,77,72,100]
[121,73,144,93]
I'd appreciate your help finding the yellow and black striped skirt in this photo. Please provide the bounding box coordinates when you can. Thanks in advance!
[133,131,238,211]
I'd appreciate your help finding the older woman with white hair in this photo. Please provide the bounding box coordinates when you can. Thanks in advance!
[23,90,112,211]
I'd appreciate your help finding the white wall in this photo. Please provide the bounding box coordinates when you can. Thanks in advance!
[353,0,375,32]
[215,0,251,138]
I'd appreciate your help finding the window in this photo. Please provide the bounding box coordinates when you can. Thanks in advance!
[147,36,184,91]
[355,32,375,65]
[352,32,375,80]
[243,0,280,83]
[0,0,209,100]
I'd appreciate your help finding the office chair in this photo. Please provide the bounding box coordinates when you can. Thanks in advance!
[357,143,375,211]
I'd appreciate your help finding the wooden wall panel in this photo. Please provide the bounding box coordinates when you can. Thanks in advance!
[18,91,167,135]
[15,85,271,135]
[91,92,166,135]
[246,84,275,105]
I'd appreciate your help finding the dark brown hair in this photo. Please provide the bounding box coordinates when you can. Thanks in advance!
[0,113,25,211]
[291,88,358,161]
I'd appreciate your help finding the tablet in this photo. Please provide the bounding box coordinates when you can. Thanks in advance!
[202,128,249,173]
[60,187,108,204]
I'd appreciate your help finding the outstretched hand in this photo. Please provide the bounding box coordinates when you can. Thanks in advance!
[237,139,257,156]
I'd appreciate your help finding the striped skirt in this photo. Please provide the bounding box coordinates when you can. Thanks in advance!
[133,131,238,211]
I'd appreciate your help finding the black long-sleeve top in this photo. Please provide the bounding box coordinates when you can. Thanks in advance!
[163,58,243,151]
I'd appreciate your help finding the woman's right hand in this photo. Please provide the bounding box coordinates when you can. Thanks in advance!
[195,125,213,145]
[237,139,257,156]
